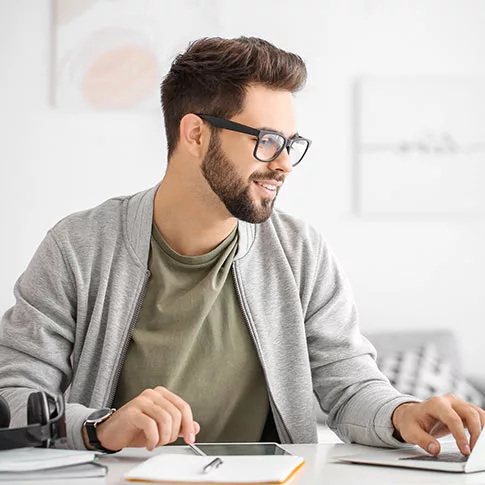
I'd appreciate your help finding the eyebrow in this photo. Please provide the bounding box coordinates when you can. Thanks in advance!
[258,127,300,139]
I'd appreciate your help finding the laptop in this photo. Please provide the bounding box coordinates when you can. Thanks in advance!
[336,432,485,473]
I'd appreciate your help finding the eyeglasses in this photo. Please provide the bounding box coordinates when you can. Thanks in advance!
[197,114,311,167]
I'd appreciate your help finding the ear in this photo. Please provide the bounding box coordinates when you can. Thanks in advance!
[179,113,210,158]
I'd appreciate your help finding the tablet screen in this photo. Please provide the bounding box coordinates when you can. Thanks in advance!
[193,443,292,456]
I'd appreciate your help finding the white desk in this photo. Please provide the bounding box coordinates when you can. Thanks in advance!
[98,443,485,485]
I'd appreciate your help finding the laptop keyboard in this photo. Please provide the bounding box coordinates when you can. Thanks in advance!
[399,452,468,463]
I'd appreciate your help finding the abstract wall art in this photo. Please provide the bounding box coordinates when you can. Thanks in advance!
[52,0,221,111]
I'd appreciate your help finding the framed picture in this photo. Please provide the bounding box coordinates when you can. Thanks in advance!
[354,77,485,218]
[52,0,221,110]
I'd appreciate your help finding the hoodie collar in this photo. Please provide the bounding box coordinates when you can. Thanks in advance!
[125,183,256,268]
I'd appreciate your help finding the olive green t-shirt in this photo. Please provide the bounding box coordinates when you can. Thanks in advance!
[113,224,269,442]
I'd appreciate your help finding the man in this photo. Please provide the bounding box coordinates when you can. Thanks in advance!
[0,37,483,455]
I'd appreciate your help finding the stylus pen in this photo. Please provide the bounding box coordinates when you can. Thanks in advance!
[188,443,207,456]
[188,444,224,473]
[203,457,224,474]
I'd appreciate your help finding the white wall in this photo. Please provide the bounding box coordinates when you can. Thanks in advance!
[315,1,485,374]
[0,1,484,372]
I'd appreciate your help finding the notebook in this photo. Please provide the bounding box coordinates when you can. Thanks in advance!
[124,454,305,484]
[0,462,107,481]
[0,447,98,472]
[337,430,485,473]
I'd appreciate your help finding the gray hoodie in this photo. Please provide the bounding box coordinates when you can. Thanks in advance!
[0,184,417,450]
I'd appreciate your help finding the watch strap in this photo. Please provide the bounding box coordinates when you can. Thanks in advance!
[84,409,120,453]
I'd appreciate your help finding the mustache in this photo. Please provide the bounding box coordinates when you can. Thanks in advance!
[250,172,286,184]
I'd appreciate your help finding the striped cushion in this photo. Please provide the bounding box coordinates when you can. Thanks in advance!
[377,344,484,406]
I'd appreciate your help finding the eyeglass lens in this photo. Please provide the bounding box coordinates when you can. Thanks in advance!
[256,133,308,165]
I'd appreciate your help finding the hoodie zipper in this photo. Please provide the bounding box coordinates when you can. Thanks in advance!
[106,269,151,406]
[232,265,293,444]
[105,266,293,442]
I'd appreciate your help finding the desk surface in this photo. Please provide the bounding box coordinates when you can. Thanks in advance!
[98,443,485,485]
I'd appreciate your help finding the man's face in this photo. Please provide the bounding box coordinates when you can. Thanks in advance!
[200,85,297,224]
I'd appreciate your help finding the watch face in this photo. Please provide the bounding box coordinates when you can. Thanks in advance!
[87,408,112,422]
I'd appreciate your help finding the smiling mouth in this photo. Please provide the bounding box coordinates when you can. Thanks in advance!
[254,181,278,192]
[253,180,280,198]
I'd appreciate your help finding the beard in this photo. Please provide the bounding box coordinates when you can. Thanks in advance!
[201,132,284,223]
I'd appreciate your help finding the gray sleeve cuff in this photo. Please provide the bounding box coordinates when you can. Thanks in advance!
[64,403,98,450]
[374,396,422,447]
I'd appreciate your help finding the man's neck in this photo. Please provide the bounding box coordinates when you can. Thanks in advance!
[153,176,237,257]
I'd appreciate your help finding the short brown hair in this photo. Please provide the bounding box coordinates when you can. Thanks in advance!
[161,37,307,158]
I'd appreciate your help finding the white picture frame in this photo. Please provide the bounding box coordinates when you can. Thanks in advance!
[354,77,485,218]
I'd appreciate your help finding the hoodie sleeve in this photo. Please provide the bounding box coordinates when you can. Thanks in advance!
[305,234,420,447]
[0,230,95,449]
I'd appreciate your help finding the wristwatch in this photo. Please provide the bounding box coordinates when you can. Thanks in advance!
[83,408,120,453]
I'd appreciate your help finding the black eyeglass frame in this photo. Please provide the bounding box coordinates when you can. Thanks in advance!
[197,114,311,167]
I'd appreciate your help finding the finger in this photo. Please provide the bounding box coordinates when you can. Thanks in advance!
[470,404,485,430]
[137,396,174,446]
[156,408,174,446]
[132,412,159,451]
[181,421,201,438]
[140,389,184,444]
[157,398,183,444]
[431,398,470,455]
[456,402,485,451]
[400,422,441,456]
[462,407,482,451]
[155,386,196,443]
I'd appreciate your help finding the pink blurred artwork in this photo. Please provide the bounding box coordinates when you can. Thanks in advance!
[52,0,220,110]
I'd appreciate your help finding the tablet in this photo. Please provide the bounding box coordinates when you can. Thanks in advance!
[190,442,293,456]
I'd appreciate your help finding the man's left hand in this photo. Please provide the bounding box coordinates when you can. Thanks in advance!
[392,394,485,456]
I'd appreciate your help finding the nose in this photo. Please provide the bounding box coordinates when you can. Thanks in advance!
[266,147,293,175]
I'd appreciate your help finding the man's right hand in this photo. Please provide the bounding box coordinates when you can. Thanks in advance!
[84,387,200,451]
